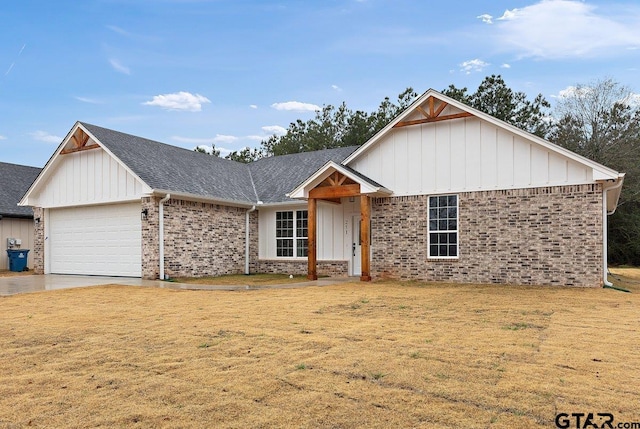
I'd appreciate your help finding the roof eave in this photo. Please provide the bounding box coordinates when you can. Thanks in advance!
[150,189,255,208]
[0,213,33,219]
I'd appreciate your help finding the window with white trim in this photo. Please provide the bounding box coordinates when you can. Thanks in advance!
[428,195,458,258]
[276,210,308,257]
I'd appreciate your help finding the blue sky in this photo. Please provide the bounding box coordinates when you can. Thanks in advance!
[1,0,639,167]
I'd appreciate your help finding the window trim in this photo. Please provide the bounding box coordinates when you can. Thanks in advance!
[427,194,459,260]
[275,209,308,258]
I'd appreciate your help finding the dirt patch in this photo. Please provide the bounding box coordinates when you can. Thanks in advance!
[0,276,638,428]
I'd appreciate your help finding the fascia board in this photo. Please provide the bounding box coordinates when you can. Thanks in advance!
[19,122,154,206]
[342,90,433,165]
[150,189,255,208]
[287,161,389,199]
[19,122,80,206]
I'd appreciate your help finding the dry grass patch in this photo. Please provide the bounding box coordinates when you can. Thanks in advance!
[0,269,33,278]
[172,273,310,286]
[0,275,639,428]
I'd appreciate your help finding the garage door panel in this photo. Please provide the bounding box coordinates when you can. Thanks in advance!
[49,203,142,277]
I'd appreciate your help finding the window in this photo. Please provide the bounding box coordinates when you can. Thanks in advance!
[428,195,458,258]
[276,210,308,257]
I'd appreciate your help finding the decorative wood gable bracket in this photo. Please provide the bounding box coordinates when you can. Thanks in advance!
[60,127,100,155]
[393,96,473,128]
[308,171,360,203]
[303,169,372,282]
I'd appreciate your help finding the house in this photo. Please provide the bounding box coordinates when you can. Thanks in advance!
[20,89,624,287]
[0,162,41,270]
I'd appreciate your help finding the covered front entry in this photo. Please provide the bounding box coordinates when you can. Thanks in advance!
[307,173,372,281]
[48,203,142,277]
[288,161,392,282]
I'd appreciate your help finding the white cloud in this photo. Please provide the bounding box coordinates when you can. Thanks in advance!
[261,125,287,136]
[555,85,593,99]
[489,0,640,59]
[4,43,26,76]
[75,96,102,104]
[500,63,511,69]
[271,101,320,112]
[109,58,130,75]
[212,134,238,144]
[0,135,6,140]
[554,84,640,108]
[4,63,14,76]
[497,8,518,21]
[331,84,342,91]
[460,59,489,74]
[172,136,215,144]
[143,92,211,112]
[477,13,493,24]
[30,131,62,144]
[107,25,130,36]
[249,104,258,109]
[623,93,640,108]
[172,134,237,144]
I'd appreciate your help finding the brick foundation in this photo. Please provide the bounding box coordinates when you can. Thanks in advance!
[371,184,603,287]
[258,259,349,277]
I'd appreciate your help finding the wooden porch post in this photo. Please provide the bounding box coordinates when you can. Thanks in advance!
[307,197,317,280]
[360,195,371,281]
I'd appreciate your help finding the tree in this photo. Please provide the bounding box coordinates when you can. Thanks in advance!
[549,78,640,265]
[226,147,264,163]
[260,88,418,156]
[443,75,551,137]
[193,145,221,157]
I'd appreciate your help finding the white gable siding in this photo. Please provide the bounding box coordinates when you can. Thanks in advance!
[29,148,148,208]
[348,117,592,195]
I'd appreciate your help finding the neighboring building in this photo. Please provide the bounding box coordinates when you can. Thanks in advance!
[20,90,624,286]
[0,162,41,270]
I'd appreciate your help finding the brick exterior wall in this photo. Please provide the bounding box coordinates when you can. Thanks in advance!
[142,198,257,279]
[371,184,603,287]
[32,207,44,275]
[141,197,161,279]
[258,259,349,277]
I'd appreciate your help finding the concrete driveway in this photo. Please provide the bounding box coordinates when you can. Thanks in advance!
[0,275,162,296]
[0,274,353,296]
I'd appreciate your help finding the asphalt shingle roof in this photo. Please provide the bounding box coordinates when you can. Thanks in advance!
[82,123,257,203]
[0,162,41,217]
[249,146,359,203]
[81,122,361,205]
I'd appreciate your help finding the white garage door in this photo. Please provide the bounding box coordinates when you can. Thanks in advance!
[49,203,142,277]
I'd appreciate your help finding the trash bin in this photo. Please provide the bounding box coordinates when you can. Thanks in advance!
[6,249,29,272]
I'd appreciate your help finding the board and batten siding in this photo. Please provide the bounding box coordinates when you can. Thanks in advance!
[258,199,360,261]
[349,116,591,196]
[28,148,149,208]
[0,218,35,270]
